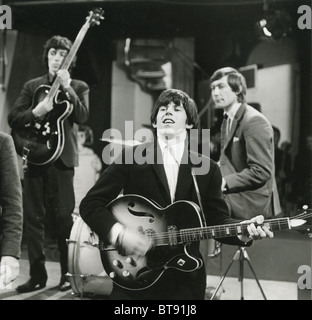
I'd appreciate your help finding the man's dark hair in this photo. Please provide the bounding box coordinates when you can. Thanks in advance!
[42,35,76,71]
[150,89,199,128]
[210,67,247,103]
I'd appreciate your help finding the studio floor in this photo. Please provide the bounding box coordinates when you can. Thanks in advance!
[0,259,301,300]
[0,225,310,301]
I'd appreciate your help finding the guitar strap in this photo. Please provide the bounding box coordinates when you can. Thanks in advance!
[191,168,207,227]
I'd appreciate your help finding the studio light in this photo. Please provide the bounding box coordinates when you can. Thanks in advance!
[258,18,272,37]
[256,7,293,41]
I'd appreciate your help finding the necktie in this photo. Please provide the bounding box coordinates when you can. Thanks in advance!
[163,146,179,202]
[220,113,229,148]
[226,117,231,137]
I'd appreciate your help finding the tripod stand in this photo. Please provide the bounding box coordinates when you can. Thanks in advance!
[210,246,267,300]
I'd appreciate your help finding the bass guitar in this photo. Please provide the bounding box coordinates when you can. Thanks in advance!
[12,8,104,166]
[99,194,311,290]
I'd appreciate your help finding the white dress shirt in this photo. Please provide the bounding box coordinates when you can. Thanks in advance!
[158,130,186,203]
[224,102,241,135]
[109,130,187,245]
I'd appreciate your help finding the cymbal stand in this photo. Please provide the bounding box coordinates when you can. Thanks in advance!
[210,246,267,300]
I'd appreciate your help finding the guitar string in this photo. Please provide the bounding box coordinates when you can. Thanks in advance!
[147,222,281,244]
[46,11,103,98]
[144,213,312,244]
[292,211,312,220]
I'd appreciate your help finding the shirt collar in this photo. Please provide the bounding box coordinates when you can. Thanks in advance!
[157,130,187,163]
[224,102,241,121]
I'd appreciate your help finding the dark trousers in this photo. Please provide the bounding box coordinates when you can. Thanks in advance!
[23,160,75,279]
[109,262,207,300]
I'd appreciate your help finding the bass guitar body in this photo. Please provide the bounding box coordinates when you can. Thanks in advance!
[12,84,73,165]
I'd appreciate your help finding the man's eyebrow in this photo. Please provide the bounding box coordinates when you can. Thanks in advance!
[160,102,183,108]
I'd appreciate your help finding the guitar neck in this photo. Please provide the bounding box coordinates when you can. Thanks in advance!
[153,217,291,246]
[43,8,104,101]
[47,25,90,100]
[61,24,89,71]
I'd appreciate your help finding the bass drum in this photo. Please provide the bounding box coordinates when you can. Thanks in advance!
[67,217,113,298]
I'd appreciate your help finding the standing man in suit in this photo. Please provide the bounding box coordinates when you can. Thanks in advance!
[0,131,23,288]
[210,67,281,219]
[8,35,89,292]
[80,88,273,300]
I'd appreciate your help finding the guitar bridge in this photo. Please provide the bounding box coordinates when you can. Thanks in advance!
[168,225,178,246]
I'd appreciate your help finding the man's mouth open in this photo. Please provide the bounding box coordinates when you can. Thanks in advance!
[163,118,175,124]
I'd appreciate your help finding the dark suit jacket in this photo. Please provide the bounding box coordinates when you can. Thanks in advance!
[8,74,89,168]
[220,103,281,219]
[0,132,23,258]
[80,140,249,300]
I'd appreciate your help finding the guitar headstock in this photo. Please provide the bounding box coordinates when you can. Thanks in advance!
[290,205,312,237]
[86,7,104,27]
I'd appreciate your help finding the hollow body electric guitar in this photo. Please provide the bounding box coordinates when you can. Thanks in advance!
[11,8,104,166]
[99,194,311,291]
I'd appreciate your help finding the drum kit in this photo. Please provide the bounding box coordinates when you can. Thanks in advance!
[66,217,113,299]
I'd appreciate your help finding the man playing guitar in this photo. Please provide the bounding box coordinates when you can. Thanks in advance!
[80,89,273,300]
[8,35,89,293]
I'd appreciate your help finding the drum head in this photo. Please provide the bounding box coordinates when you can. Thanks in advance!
[67,217,113,297]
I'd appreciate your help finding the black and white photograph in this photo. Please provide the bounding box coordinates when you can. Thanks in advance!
[0,0,311,306]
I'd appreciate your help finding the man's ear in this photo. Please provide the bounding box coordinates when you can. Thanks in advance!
[152,122,157,128]
[236,85,243,96]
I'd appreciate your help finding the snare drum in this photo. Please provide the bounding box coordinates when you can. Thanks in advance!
[67,217,113,297]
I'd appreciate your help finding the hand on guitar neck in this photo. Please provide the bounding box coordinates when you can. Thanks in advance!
[238,214,274,243]
[56,69,72,89]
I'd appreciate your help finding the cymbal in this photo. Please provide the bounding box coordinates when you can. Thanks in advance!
[100,138,142,146]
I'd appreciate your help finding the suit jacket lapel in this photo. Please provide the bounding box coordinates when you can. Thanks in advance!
[224,103,246,149]
[175,148,193,201]
[149,140,194,203]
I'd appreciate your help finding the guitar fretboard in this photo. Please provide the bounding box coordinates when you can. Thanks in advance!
[46,12,98,100]
[151,217,291,246]
[47,25,90,100]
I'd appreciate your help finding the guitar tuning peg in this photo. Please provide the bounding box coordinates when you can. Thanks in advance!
[302,205,308,210]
